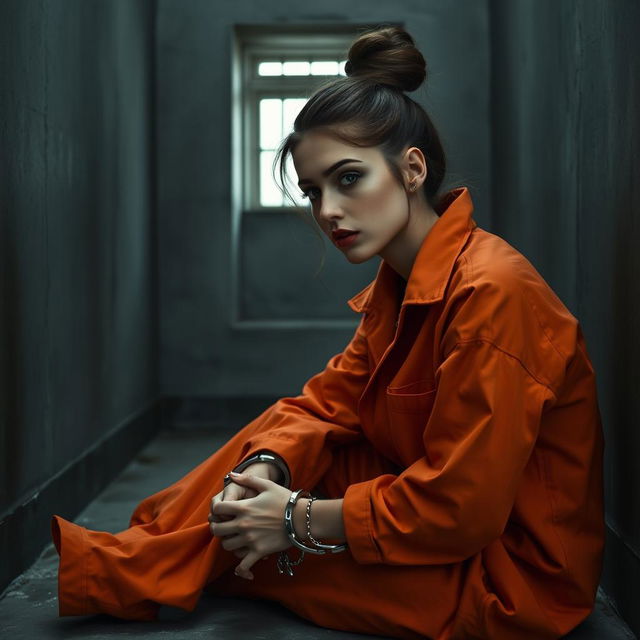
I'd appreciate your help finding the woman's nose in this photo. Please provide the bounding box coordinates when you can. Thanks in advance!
[317,193,343,224]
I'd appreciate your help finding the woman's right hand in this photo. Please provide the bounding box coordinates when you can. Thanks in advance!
[209,480,260,522]
[208,462,277,559]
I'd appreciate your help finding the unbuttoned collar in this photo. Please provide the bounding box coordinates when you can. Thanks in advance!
[347,187,477,313]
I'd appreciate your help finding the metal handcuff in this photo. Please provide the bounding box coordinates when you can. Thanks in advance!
[222,452,348,576]
[224,451,292,488]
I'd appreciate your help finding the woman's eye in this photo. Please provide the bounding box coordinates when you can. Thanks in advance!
[340,171,360,186]
[299,171,361,201]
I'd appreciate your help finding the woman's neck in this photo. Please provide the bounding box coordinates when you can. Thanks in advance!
[379,203,440,281]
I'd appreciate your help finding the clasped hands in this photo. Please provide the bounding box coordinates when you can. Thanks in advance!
[208,465,295,581]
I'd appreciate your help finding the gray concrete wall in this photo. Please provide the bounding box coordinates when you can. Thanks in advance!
[156,0,491,397]
[489,0,640,634]
[0,0,157,591]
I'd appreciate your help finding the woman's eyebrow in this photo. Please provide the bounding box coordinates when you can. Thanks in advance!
[298,158,363,187]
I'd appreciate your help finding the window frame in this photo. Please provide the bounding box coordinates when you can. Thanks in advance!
[238,28,357,211]
[230,25,379,330]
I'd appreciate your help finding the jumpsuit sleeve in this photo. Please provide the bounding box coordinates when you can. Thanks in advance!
[233,313,370,492]
[341,337,554,565]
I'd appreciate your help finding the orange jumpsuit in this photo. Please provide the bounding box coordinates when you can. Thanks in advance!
[51,186,605,639]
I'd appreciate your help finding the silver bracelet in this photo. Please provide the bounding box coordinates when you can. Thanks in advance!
[224,452,291,489]
[283,490,325,556]
[278,490,348,576]
[283,489,348,555]
[303,494,349,552]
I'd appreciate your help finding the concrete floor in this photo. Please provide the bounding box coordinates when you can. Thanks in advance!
[0,427,636,639]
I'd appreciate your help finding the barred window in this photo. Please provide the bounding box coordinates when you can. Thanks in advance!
[235,27,356,210]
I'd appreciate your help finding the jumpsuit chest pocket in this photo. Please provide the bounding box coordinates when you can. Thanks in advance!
[385,379,437,413]
[385,379,437,465]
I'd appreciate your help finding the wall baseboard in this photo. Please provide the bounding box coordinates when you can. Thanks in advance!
[0,398,162,597]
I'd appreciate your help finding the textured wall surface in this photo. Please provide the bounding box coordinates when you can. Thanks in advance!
[156,0,491,397]
[489,0,640,634]
[0,0,157,590]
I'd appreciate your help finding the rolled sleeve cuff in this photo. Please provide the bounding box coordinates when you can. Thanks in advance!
[342,479,381,564]
[51,514,88,616]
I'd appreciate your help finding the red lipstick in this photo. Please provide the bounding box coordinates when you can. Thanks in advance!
[332,228,360,248]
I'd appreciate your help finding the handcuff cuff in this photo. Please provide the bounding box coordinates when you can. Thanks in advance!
[222,452,348,575]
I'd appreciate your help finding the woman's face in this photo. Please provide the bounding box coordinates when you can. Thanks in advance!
[291,129,412,264]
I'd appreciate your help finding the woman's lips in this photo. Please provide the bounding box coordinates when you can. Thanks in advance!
[334,231,360,248]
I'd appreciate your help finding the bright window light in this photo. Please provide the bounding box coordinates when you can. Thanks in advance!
[259,99,283,149]
[258,61,282,76]
[310,61,340,75]
[282,61,310,76]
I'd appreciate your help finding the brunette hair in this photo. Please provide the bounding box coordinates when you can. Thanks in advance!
[274,25,448,215]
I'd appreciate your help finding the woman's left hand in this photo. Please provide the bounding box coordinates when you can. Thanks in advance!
[210,472,293,580]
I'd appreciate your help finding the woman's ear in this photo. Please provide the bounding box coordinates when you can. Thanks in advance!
[402,146,427,191]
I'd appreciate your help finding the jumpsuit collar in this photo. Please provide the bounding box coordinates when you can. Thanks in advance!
[347,186,477,314]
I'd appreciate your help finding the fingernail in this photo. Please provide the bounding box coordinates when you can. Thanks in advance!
[229,471,240,476]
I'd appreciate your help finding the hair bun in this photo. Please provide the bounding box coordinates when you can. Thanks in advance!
[345,26,427,93]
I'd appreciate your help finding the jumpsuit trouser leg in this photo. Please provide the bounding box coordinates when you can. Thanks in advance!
[206,437,472,640]
[50,416,475,638]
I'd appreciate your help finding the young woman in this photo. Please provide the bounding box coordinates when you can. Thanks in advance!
[50,26,605,640]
